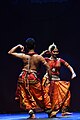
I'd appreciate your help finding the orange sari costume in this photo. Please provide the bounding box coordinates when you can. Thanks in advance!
[15,69,51,112]
[42,58,71,112]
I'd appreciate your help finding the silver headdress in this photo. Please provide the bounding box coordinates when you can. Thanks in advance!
[48,43,57,52]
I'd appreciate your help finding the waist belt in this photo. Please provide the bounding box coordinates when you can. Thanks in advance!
[51,75,60,80]
[22,68,37,73]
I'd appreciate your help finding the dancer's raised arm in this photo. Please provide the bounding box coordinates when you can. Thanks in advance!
[40,50,50,56]
[8,44,24,58]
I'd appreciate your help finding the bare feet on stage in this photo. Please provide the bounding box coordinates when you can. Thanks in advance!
[27,109,36,119]
[62,112,72,116]
[27,114,36,119]
[48,110,59,118]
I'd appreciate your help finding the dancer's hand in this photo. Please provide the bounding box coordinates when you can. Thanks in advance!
[71,72,76,79]
[18,44,24,52]
[44,50,50,54]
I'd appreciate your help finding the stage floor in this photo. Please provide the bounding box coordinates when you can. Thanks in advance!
[0,112,80,120]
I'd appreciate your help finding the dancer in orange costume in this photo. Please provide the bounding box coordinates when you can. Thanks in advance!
[41,43,76,116]
[8,38,53,119]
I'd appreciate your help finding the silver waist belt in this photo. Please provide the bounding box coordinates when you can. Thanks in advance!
[51,75,60,80]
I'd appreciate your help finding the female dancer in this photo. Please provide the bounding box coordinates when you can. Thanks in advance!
[41,43,76,116]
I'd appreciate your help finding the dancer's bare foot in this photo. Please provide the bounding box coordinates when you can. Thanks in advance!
[27,114,36,119]
[62,112,72,116]
[28,109,36,119]
[48,110,59,118]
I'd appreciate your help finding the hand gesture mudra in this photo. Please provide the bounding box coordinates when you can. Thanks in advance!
[18,44,24,52]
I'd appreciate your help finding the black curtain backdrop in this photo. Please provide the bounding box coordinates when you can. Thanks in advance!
[0,0,80,113]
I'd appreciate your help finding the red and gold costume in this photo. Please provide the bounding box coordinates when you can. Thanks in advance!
[15,69,51,112]
[42,57,71,112]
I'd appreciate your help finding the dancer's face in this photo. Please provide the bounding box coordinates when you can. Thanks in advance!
[51,48,59,55]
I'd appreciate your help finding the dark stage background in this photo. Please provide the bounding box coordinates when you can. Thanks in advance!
[0,0,80,113]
